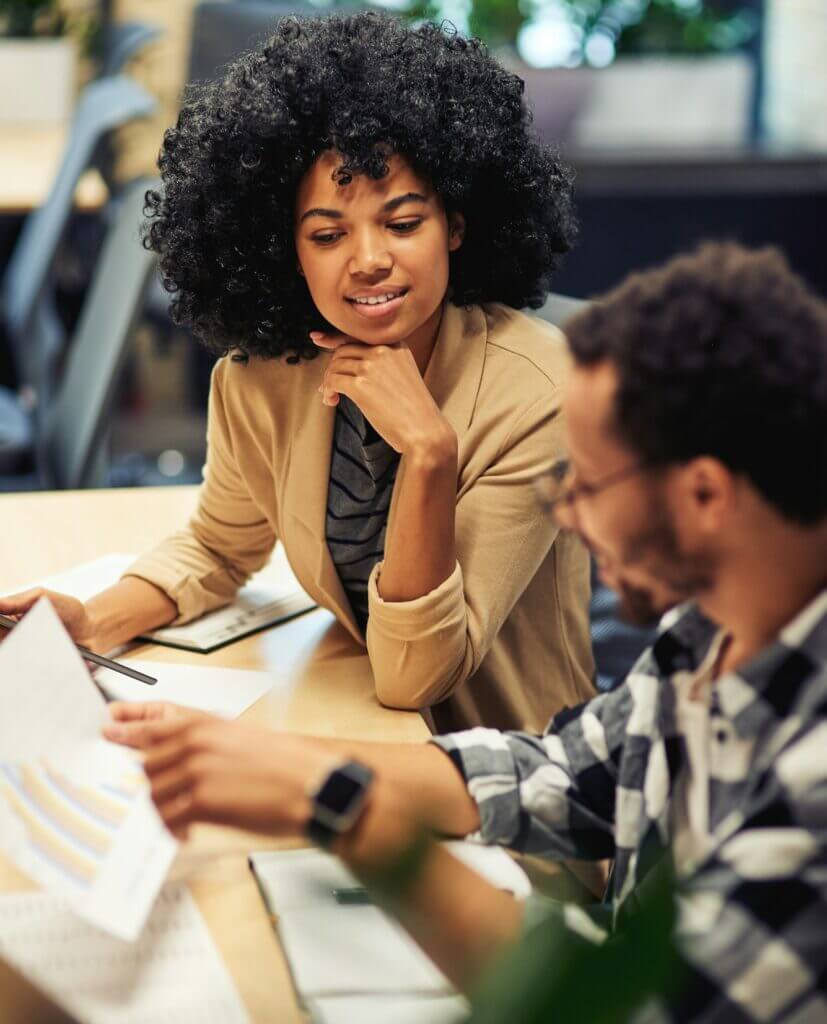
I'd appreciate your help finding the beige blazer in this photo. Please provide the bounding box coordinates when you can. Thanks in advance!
[126,302,595,733]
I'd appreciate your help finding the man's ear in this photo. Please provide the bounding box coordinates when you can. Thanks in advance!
[448,211,466,253]
[681,457,736,530]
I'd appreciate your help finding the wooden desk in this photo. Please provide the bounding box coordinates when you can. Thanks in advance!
[0,486,430,1022]
[0,125,107,214]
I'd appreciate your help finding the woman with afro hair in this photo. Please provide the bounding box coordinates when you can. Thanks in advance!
[20,12,595,732]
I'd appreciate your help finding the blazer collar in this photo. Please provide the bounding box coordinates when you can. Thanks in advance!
[423,301,488,439]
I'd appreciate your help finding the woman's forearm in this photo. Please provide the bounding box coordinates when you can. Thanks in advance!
[86,576,178,652]
[378,427,458,603]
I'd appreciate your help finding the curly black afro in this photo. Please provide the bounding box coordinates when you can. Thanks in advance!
[144,12,577,362]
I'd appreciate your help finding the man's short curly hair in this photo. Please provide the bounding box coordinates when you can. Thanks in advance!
[564,242,827,526]
[144,12,576,363]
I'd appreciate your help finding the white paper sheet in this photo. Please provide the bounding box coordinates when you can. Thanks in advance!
[95,660,277,718]
[0,884,250,1024]
[0,600,176,940]
[0,600,107,772]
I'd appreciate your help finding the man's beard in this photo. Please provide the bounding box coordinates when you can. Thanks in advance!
[614,503,717,627]
[615,577,666,627]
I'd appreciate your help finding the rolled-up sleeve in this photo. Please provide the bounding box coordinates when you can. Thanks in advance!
[122,359,277,623]
[365,395,565,710]
[431,682,632,861]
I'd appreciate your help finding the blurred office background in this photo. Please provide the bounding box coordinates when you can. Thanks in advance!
[0,0,825,493]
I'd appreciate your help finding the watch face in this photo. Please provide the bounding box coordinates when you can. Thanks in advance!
[320,771,365,814]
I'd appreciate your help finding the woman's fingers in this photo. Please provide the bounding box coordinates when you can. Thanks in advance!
[310,331,348,350]
[0,588,47,616]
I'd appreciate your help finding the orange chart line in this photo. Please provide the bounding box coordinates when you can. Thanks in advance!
[20,766,113,857]
[50,772,130,827]
[0,779,99,885]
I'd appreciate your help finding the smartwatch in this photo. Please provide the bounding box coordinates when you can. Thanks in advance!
[307,760,375,849]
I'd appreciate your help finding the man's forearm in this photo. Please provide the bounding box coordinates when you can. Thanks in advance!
[312,737,481,836]
[339,776,521,992]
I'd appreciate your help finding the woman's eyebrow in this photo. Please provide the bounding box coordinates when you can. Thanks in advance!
[382,192,428,213]
[300,207,343,224]
[299,192,427,224]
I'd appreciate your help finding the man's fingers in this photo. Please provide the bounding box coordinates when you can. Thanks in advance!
[104,716,186,752]
[108,701,173,723]
[149,762,196,804]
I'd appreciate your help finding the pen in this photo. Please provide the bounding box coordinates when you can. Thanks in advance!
[333,886,372,905]
[0,613,157,687]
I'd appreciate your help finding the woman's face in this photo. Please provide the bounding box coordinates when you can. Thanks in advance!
[294,151,464,345]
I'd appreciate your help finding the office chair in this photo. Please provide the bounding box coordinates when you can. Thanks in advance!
[101,21,163,78]
[0,75,156,444]
[534,291,588,328]
[0,179,158,492]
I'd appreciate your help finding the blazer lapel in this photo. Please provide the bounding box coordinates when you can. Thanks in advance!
[283,355,362,641]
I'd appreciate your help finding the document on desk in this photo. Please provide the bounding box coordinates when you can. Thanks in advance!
[29,547,316,653]
[0,599,176,941]
[0,884,250,1024]
[94,660,277,718]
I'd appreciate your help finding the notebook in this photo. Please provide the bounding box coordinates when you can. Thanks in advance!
[26,549,317,653]
[248,842,530,1015]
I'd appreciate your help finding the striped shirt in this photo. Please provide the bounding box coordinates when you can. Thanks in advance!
[325,395,400,632]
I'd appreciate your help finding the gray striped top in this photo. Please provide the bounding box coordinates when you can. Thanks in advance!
[325,395,400,632]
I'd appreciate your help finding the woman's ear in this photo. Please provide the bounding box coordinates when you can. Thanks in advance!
[448,211,466,253]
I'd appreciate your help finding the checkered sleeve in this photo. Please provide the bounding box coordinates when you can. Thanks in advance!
[634,721,827,1023]
[431,681,635,860]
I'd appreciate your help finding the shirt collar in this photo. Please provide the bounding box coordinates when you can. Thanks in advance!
[655,590,827,739]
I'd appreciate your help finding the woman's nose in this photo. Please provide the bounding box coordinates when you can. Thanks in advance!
[348,230,393,276]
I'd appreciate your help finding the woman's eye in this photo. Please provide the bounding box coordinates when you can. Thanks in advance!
[388,219,422,234]
[312,232,344,246]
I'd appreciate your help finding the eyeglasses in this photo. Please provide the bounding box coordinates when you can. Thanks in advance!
[533,457,651,518]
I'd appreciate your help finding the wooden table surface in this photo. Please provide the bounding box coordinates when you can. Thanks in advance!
[0,486,430,1022]
[0,125,107,214]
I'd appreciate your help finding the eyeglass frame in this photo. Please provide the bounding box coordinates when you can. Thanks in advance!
[533,456,655,517]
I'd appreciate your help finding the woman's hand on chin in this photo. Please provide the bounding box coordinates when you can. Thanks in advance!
[311,331,456,459]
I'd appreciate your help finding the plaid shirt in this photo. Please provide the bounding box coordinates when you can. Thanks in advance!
[433,588,827,1023]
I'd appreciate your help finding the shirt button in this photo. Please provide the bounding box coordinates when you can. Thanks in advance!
[715,729,728,743]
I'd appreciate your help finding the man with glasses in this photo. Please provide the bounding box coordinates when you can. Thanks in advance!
[105,242,827,1021]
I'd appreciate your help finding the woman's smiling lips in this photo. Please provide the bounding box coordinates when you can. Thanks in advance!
[346,287,409,320]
